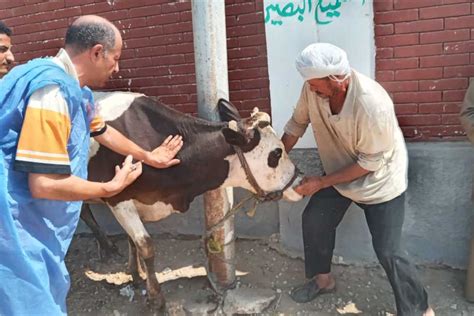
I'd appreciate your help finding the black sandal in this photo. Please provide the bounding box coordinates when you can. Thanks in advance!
[289,278,335,303]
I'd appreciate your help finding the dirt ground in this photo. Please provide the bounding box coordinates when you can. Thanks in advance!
[66,234,474,316]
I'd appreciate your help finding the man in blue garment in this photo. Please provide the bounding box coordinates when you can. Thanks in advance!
[0,15,183,315]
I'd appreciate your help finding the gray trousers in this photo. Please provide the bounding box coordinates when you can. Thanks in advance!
[302,187,429,316]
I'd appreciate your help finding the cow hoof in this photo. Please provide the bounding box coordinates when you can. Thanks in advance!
[132,278,145,288]
[97,241,122,262]
[147,292,166,310]
[125,270,144,287]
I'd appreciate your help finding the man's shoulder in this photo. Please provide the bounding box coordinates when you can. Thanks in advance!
[28,85,69,117]
[353,70,387,96]
[353,72,393,116]
[30,85,63,101]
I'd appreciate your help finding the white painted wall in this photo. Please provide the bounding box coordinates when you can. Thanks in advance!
[264,0,375,148]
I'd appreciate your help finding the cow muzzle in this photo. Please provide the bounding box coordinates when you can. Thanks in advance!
[233,145,303,202]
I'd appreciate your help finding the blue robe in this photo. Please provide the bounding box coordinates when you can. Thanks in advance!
[0,58,93,315]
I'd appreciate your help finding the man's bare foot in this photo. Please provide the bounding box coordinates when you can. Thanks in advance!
[423,307,435,316]
[315,273,336,290]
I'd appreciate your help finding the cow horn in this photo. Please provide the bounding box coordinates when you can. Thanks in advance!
[248,112,271,129]
[228,120,239,132]
[251,107,259,116]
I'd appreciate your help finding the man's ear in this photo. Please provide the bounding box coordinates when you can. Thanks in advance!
[222,127,247,146]
[90,44,105,60]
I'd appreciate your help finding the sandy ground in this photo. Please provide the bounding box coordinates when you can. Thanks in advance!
[66,234,474,315]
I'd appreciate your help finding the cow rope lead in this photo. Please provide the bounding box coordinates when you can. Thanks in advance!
[202,146,301,293]
[204,145,301,252]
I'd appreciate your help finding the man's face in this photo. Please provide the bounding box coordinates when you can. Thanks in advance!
[92,31,122,88]
[0,34,14,77]
[307,78,337,98]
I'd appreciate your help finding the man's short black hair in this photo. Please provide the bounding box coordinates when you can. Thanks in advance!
[0,21,12,37]
[65,22,115,54]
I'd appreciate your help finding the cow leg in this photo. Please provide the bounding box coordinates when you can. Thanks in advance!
[109,201,165,309]
[80,203,120,260]
[142,251,161,306]
[127,236,144,286]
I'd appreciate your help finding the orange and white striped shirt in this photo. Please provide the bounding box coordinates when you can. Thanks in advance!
[15,49,106,174]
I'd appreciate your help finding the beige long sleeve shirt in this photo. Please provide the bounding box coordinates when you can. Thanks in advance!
[284,70,408,204]
[460,81,474,144]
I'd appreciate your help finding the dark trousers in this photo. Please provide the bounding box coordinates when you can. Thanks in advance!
[302,187,429,316]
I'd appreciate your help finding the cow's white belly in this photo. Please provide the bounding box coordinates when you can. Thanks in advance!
[89,139,100,159]
[133,200,177,222]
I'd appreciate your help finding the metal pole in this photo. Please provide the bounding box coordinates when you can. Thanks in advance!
[191,0,235,291]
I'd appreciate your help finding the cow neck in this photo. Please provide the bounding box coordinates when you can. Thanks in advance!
[101,97,236,210]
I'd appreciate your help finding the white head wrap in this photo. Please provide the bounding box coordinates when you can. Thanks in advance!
[295,43,351,81]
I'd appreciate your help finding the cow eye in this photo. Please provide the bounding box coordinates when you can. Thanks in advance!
[268,148,283,168]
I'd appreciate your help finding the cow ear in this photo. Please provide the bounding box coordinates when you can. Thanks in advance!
[222,127,247,146]
[218,98,241,122]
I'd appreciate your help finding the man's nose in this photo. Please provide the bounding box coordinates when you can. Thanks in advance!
[6,50,14,63]
[113,61,119,73]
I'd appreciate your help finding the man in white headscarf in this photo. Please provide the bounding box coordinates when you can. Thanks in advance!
[283,43,434,316]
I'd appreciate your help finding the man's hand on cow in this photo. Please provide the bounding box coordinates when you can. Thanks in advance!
[146,135,183,169]
[106,155,143,196]
[293,176,325,196]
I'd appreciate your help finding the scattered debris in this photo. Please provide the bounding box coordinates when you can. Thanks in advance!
[119,285,134,302]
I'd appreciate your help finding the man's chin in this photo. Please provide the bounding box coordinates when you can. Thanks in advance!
[0,67,9,77]
[315,92,330,98]
[88,81,107,89]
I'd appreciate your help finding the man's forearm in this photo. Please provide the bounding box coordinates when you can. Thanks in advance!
[281,133,299,153]
[94,125,150,162]
[460,105,474,144]
[29,173,118,201]
[460,83,474,144]
[321,163,370,188]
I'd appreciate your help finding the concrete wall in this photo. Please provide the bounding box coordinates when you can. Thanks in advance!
[79,142,474,268]
[79,187,280,239]
[280,142,474,269]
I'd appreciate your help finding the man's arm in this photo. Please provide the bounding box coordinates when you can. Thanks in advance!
[294,163,370,196]
[94,125,183,169]
[460,82,474,144]
[16,87,144,201]
[281,84,311,153]
[281,133,299,153]
[29,155,142,200]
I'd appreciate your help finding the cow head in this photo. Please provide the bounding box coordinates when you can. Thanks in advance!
[218,99,303,202]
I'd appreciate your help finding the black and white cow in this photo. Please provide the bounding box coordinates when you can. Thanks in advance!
[83,91,302,308]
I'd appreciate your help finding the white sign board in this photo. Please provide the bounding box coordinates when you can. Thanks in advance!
[264,0,375,148]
